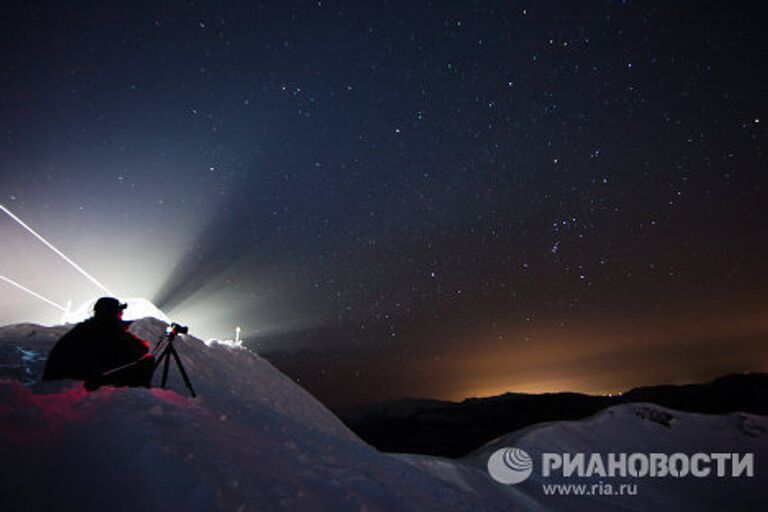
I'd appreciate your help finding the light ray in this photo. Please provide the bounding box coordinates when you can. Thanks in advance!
[0,275,68,312]
[0,204,114,295]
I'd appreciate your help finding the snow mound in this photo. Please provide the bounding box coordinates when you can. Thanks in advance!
[399,403,767,512]
[61,297,170,324]
[0,321,509,512]
[1,321,765,511]
[0,318,357,441]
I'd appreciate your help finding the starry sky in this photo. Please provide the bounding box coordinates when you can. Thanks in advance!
[1,1,766,406]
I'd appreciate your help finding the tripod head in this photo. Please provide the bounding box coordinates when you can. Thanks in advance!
[152,322,187,355]
[166,322,188,338]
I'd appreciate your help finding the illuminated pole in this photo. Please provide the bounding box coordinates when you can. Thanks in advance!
[235,326,241,345]
[0,275,68,312]
[0,204,114,295]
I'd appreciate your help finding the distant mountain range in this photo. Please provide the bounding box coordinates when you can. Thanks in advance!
[335,373,768,457]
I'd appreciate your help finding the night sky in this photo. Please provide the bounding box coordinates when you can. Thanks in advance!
[1,1,766,406]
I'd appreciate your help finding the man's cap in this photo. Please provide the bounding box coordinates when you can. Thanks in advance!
[93,297,128,317]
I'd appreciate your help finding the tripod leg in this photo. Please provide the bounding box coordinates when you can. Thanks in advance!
[169,346,196,398]
[161,351,171,388]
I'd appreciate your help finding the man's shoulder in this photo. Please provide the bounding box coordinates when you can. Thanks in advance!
[63,318,113,338]
[71,318,100,332]
[61,320,91,336]
[53,320,99,349]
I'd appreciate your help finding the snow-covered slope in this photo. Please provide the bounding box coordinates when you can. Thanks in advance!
[1,320,765,511]
[61,297,171,324]
[399,403,767,512]
[0,320,508,511]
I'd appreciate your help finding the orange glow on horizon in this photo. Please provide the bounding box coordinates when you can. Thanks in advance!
[431,302,768,403]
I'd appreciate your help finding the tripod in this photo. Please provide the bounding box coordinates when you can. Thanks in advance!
[152,327,196,398]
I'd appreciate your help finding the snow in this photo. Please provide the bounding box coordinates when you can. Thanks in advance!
[61,297,171,324]
[410,403,768,512]
[1,320,766,511]
[0,320,508,511]
[204,337,244,348]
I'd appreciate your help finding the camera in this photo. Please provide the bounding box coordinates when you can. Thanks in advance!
[169,322,188,335]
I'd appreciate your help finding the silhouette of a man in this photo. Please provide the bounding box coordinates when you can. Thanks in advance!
[43,297,155,390]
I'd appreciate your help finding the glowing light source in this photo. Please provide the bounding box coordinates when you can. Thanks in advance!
[62,297,171,324]
[1,204,114,295]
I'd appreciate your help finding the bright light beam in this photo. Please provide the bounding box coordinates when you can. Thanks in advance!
[0,204,114,295]
[0,275,68,312]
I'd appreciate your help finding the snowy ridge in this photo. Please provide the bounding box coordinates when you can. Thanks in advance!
[426,403,766,511]
[61,297,172,324]
[0,320,508,511]
[1,320,766,511]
